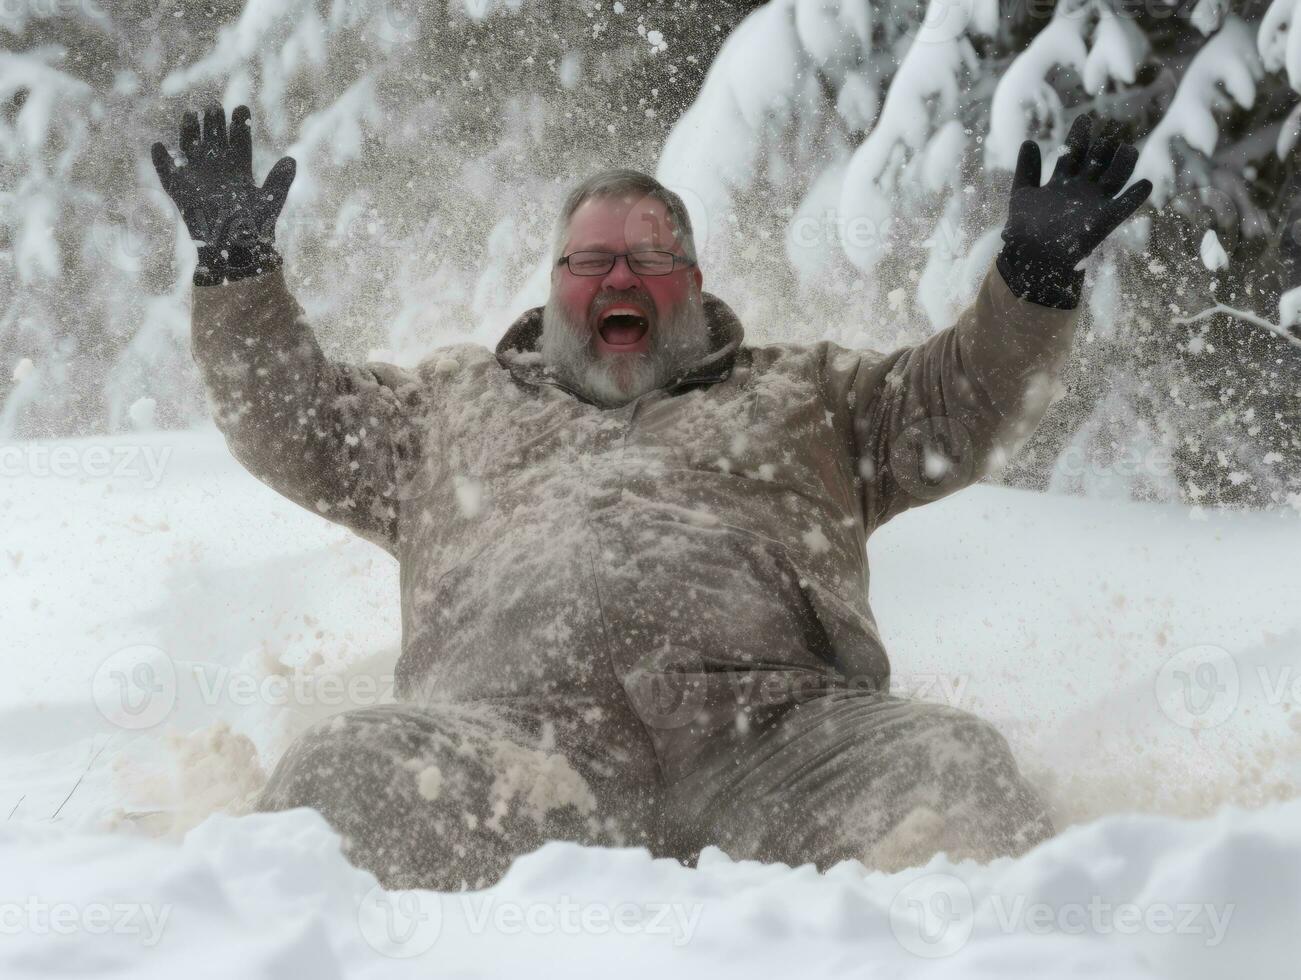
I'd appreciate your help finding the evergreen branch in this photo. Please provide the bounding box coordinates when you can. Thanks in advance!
[1172,304,1301,349]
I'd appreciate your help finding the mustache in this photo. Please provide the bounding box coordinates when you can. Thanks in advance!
[589,289,658,325]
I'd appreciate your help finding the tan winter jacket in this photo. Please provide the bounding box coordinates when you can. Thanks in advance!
[190,264,1078,784]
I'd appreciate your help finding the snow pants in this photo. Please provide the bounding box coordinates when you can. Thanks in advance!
[255,689,1053,890]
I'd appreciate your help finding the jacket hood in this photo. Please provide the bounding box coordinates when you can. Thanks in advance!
[494,291,746,398]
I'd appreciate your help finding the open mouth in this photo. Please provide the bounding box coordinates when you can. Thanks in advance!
[597,306,650,348]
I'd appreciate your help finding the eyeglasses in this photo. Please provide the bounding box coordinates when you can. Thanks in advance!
[557,250,695,277]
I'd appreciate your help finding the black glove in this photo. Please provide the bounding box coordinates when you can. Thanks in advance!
[152,104,296,287]
[997,114,1152,310]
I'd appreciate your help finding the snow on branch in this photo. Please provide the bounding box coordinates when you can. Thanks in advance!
[657,0,876,259]
[161,0,320,90]
[1083,6,1149,97]
[1188,0,1228,36]
[1133,16,1263,207]
[835,0,996,273]
[0,2,108,36]
[986,6,1090,173]
[1260,0,1301,92]
[793,0,871,83]
[1278,100,1301,158]
[1172,301,1301,350]
[0,48,93,173]
[289,78,382,178]
[0,49,96,282]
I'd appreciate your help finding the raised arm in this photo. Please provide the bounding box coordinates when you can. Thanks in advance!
[827,115,1152,530]
[153,104,422,554]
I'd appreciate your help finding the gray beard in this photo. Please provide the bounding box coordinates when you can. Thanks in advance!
[539,290,713,407]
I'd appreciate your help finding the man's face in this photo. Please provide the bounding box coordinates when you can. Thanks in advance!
[541,192,710,406]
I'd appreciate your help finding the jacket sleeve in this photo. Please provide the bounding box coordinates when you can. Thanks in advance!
[190,268,424,556]
[823,260,1081,532]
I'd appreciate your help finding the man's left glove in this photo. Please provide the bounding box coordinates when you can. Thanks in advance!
[152,103,296,286]
[998,114,1152,310]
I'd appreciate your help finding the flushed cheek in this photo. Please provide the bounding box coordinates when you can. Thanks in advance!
[556,283,593,315]
[558,295,595,335]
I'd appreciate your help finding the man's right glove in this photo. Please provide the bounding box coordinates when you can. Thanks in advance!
[998,114,1153,310]
[152,104,296,286]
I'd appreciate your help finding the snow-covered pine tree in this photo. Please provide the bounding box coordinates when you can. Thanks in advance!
[0,0,761,438]
[658,0,1301,509]
[3,0,1296,509]
[0,3,210,436]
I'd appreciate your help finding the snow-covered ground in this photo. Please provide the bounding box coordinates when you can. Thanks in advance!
[3,428,1299,977]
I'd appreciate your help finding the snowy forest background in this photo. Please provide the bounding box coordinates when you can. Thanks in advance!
[2,0,1300,509]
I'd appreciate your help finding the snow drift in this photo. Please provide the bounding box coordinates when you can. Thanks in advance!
[3,428,1299,975]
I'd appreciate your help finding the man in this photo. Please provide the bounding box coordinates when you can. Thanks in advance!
[153,105,1150,889]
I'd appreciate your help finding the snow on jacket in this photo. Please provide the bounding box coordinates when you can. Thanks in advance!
[190,265,1078,784]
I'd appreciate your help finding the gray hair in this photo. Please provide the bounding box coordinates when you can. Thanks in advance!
[551,169,698,266]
